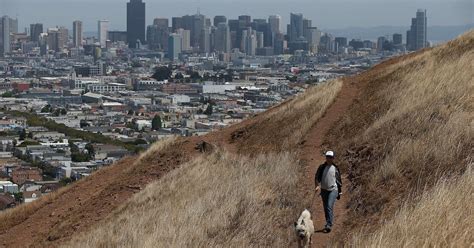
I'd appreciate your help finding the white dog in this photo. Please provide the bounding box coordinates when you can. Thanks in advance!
[294,209,314,248]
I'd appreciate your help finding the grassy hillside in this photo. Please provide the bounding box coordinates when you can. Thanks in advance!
[351,167,473,247]
[62,80,345,248]
[326,30,473,244]
[66,150,302,247]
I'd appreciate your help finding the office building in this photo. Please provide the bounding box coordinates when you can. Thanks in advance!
[213,16,227,26]
[171,17,183,32]
[176,28,191,51]
[238,15,251,26]
[273,32,285,55]
[302,18,312,40]
[215,23,231,53]
[73,21,83,47]
[0,16,17,56]
[147,19,169,50]
[406,9,427,51]
[168,33,182,60]
[289,13,304,42]
[320,33,334,53]
[268,15,281,35]
[108,31,127,43]
[98,20,109,48]
[180,14,206,48]
[0,16,11,56]
[377,36,387,51]
[306,27,321,54]
[127,0,146,48]
[242,28,257,56]
[393,33,402,45]
[30,23,43,43]
[153,18,168,28]
[200,26,211,53]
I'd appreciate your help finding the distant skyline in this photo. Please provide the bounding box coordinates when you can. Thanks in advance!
[1,0,472,32]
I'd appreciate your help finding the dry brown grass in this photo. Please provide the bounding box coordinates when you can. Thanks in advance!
[328,30,474,242]
[0,185,70,230]
[350,166,473,248]
[233,79,343,154]
[64,150,304,248]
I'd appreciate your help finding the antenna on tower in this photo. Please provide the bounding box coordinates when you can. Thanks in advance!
[197,7,200,15]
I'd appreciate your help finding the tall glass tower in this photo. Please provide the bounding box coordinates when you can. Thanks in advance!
[127,0,146,48]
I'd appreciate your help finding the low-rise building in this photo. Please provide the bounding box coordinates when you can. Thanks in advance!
[11,167,43,185]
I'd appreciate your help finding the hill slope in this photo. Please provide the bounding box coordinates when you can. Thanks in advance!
[0,30,472,248]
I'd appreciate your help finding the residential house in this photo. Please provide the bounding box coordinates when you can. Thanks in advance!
[11,167,43,185]
[23,190,42,203]
[0,194,15,210]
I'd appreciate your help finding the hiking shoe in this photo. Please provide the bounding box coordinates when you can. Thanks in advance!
[323,226,332,233]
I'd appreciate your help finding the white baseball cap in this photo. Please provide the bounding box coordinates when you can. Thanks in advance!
[325,151,335,157]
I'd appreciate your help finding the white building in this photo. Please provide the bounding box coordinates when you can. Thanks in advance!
[87,83,127,93]
[98,20,109,48]
[167,94,190,104]
[74,77,101,90]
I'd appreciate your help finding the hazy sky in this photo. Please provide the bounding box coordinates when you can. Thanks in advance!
[1,0,472,32]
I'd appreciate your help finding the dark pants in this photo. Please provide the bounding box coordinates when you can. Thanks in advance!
[320,189,338,228]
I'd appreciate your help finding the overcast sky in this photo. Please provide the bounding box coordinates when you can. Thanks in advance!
[1,0,472,32]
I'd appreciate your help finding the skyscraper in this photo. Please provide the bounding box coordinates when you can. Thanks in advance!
[307,27,321,54]
[213,16,227,26]
[406,9,427,51]
[176,28,191,51]
[153,18,169,28]
[147,18,169,50]
[127,0,146,48]
[289,13,304,42]
[171,17,183,32]
[98,20,109,48]
[392,33,402,45]
[0,16,11,57]
[242,27,256,56]
[215,23,231,53]
[30,23,43,43]
[268,15,281,35]
[200,26,211,53]
[168,33,182,60]
[73,21,83,47]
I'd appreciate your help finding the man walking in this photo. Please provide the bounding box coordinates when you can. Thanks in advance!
[315,150,342,233]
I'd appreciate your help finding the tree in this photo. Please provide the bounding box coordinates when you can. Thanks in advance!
[189,71,201,81]
[204,104,213,115]
[85,143,95,157]
[41,104,51,113]
[175,72,184,80]
[1,91,13,97]
[19,129,27,141]
[152,115,162,130]
[60,109,67,115]
[151,66,172,81]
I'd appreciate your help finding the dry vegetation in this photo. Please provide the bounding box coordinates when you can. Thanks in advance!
[65,150,305,248]
[350,166,473,247]
[232,79,343,154]
[328,30,474,242]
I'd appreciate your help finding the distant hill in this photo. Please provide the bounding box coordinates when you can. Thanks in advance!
[323,25,474,44]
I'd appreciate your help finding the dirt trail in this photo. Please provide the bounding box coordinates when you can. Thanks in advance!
[299,78,360,247]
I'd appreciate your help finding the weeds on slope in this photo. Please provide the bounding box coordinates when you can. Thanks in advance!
[232,79,343,154]
[327,30,474,242]
[65,150,307,248]
[350,166,473,247]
